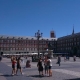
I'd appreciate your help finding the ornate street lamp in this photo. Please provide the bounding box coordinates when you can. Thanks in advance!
[35,30,43,58]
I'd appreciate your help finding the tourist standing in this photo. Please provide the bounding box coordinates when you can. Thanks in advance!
[47,57,52,77]
[37,58,43,76]
[44,56,48,76]
[16,57,23,75]
[11,57,17,75]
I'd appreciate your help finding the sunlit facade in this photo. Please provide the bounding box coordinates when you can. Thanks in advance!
[0,35,57,54]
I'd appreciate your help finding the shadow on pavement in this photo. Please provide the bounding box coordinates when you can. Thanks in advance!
[28,75,45,78]
[65,78,80,80]
[0,74,12,77]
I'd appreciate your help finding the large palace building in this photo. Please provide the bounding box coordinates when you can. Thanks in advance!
[0,28,80,56]
[0,32,57,54]
[56,27,80,56]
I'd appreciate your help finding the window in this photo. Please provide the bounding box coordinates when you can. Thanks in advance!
[13,48,15,50]
[24,48,26,50]
[70,47,71,50]
[77,38,79,40]
[8,40,9,43]
[75,42,76,45]
[29,48,31,51]
[7,48,9,50]
[35,48,37,51]
[77,42,79,45]
[74,38,76,41]
[16,44,18,45]
[26,40,28,43]
[31,48,32,50]
[1,40,3,43]
[27,48,29,50]
[35,45,36,47]
[3,44,6,47]
[11,40,12,43]
[7,44,9,47]
[1,44,3,47]
[16,48,18,50]
[13,40,15,43]
[32,48,34,51]
[10,48,12,50]
[27,44,28,47]
[3,48,5,50]
[1,48,3,50]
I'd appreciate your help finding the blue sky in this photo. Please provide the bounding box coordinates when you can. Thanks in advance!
[0,0,80,38]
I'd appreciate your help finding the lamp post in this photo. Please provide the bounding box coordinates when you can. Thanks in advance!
[35,30,43,58]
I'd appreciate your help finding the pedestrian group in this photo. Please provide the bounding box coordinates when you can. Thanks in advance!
[11,56,52,77]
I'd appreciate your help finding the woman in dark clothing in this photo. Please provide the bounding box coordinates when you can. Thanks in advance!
[16,57,23,75]
[37,58,43,76]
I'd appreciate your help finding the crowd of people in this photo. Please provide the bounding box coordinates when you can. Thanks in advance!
[3,55,77,77]
[10,56,52,77]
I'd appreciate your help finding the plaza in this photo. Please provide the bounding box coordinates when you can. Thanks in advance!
[0,57,80,80]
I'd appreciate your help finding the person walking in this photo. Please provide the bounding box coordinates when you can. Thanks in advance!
[37,58,43,76]
[58,55,61,66]
[64,55,66,62]
[73,56,76,61]
[16,57,23,75]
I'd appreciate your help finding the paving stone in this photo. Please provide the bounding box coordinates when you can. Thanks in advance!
[1,57,80,80]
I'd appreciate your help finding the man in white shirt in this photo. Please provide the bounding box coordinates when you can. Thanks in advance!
[47,57,52,77]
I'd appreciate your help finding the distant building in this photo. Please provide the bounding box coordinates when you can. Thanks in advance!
[0,35,57,54]
[56,27,80,56]
[1,28,80,56]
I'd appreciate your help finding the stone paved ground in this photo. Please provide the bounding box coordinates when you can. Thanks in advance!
[1,57,80,80]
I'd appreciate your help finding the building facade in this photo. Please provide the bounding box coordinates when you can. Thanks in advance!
[0,35,57,54]
[56,32,80,56]
[1,29,80,56]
